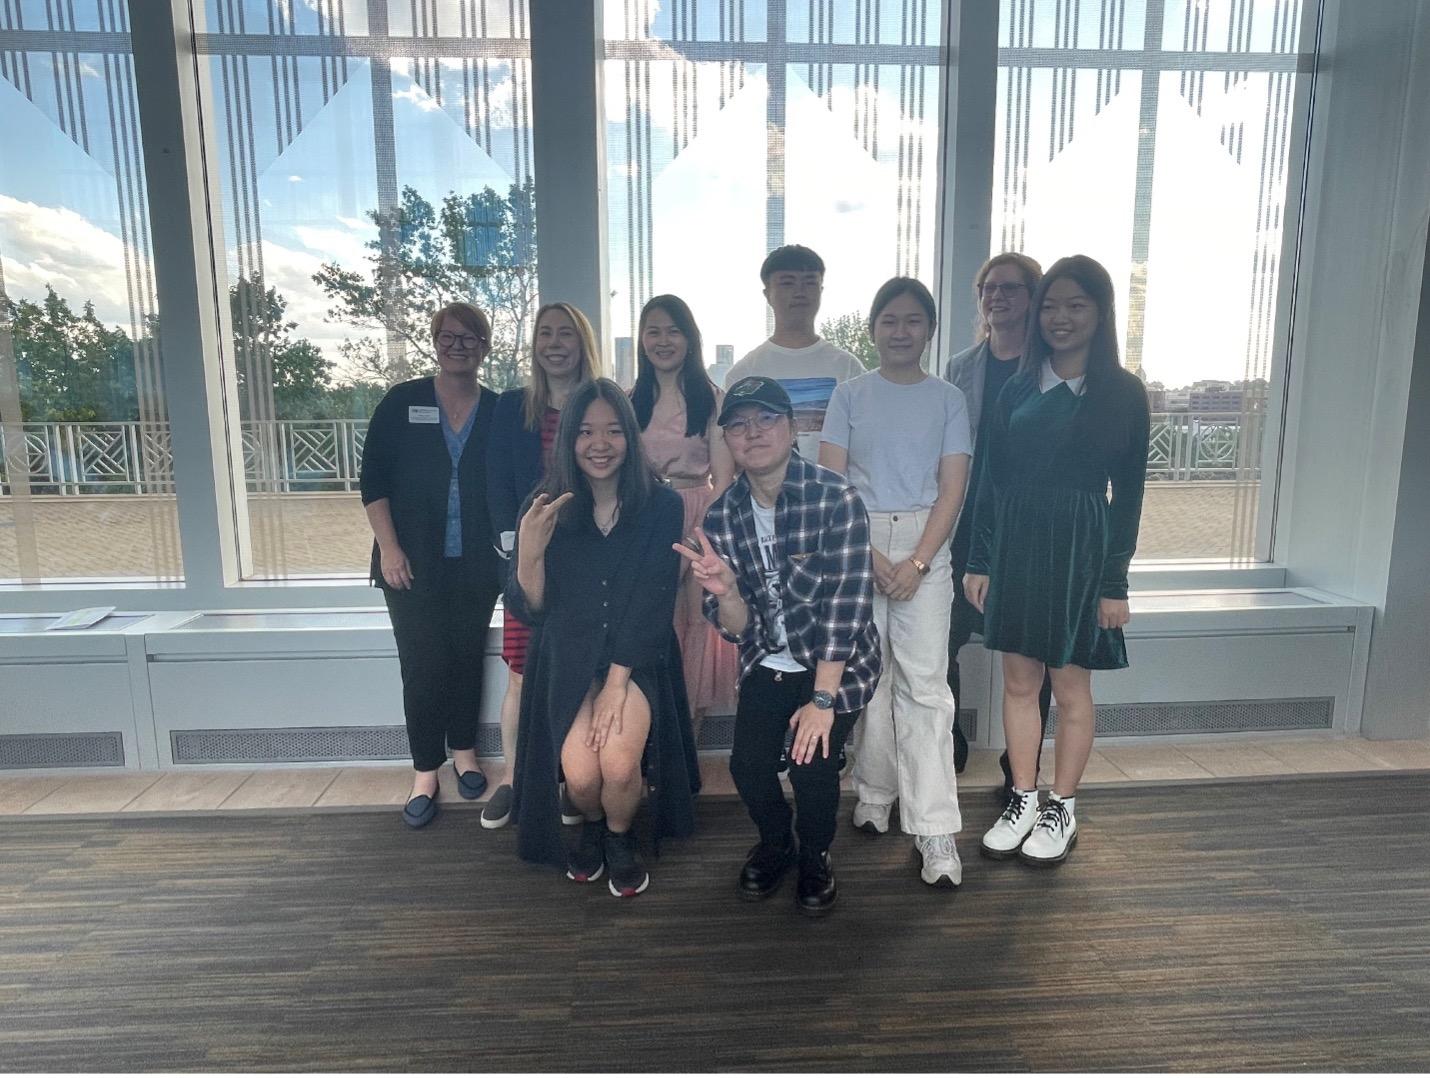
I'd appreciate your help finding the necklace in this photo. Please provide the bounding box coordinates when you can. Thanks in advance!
[594,504,619,535]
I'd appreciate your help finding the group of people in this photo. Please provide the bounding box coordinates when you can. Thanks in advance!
[358,242,1150,915]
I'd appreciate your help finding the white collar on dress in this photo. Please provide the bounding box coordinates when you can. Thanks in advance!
[1040,360,1087,396]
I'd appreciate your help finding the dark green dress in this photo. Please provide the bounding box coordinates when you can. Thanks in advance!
[966,366,1150,670]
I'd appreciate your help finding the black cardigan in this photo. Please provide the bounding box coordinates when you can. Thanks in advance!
[358,377,499,588]
[485,387,547,557]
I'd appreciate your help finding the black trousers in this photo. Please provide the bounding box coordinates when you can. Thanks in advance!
[383,555,502,773]
[947,540,1051,783]
[729,665,859,855]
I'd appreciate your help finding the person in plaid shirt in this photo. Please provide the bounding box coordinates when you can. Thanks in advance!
[676,375,881,917]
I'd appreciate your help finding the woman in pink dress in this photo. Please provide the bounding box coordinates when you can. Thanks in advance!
[630,295,739,734]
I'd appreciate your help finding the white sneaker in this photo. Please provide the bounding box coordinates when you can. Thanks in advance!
[914,833,962,888]
[852,800,893,835]
[980,787,1039,859]
[1019,796,1078,865]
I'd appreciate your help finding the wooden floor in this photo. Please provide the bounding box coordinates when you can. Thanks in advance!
[1,774,1428,1072]
[6,735,1430,817]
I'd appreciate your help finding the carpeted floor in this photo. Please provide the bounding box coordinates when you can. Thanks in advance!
[2,774,1428,1072]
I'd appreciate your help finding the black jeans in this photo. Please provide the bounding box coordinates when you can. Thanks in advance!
[383,555,502,772]
[729,665,859,855]
[948,549,1052,784]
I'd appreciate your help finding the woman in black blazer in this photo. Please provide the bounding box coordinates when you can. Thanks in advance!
[360,301,502,828]
[481,302,603,829]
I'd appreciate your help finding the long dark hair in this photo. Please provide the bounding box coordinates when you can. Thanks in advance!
[1022,254,1141,447]
[538,378,656,528]
[1021,255,1122,388]
[630,294,717,437]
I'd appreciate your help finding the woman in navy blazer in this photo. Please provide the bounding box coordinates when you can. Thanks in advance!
[360,301,501,828]
[481,301,603,828]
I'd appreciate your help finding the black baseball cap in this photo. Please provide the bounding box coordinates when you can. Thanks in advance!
[718,376,794,426]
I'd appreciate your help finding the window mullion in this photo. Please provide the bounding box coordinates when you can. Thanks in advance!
[933,0,998,373]
[529,0,611,351]
[128,0,249,604]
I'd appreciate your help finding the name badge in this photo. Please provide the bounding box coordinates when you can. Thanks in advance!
[408,406,440,424]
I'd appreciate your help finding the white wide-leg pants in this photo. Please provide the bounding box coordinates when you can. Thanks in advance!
[851,508,963,836]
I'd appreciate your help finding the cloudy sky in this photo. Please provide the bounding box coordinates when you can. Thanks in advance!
[0,0,1300,393]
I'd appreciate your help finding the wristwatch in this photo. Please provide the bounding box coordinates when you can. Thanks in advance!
[909,557,930,576]
[811,690,835,710]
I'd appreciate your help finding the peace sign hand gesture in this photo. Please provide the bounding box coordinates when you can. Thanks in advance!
[672,527,737,597]
[518,492,574,561]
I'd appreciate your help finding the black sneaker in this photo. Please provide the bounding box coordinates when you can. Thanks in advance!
[566,819,606,883]
[952,718,969,774]
[737,835,797,901]
[481,783,514,829]
[559,783,582,826]
[795,848,837,917]
[603,829,650,897]
[997,752,1015,804]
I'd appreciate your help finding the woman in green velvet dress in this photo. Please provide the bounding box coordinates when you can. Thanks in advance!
[962,255,1149,866]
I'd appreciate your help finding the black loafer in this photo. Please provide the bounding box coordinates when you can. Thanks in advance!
[738,836,796,901]
[402,792,439,829]
[455,767,488,801]
[795,849,837,917]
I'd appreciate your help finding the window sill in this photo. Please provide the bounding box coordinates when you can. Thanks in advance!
[0,560,1289,615]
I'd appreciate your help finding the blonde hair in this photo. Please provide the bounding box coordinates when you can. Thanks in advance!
[973,252,1043,342]
[524,302,604,430]
[428,301,491,352]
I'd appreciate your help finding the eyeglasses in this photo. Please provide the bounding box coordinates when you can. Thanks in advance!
[723,411,785,438]
[979,282,1027,297]
[437,332,485,349]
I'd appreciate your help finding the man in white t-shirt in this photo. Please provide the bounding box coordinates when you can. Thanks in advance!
[723,245,867,460]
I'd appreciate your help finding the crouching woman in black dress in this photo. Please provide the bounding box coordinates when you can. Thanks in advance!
[504,378,700,896]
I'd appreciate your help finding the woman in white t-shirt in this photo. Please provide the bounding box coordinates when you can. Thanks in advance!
[819,277,972,889]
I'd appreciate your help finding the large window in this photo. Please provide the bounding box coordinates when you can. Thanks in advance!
[0,1,180,583]
[0,0,1321,598]
[603,0,943,382]
[193,0,536,579]
[992,0,1311,560]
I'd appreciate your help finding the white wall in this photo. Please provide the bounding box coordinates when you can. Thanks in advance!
[1278,1,1430,736]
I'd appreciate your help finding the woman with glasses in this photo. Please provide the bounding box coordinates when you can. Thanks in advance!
[943,253,1052,796]
[963,255,1150,865]
[819,278,972,888]
[359,301,503,828]
[484,302,604,829]
[630,294,739,734]
[506,379,699,895]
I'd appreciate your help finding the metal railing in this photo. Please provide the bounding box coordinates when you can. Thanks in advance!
[1145,412,1264,482]
[240,420,367,494]
[0,421,176,495]
[1,414,1261,495]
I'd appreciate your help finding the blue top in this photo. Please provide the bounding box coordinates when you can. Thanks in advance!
[440,401,480,557]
